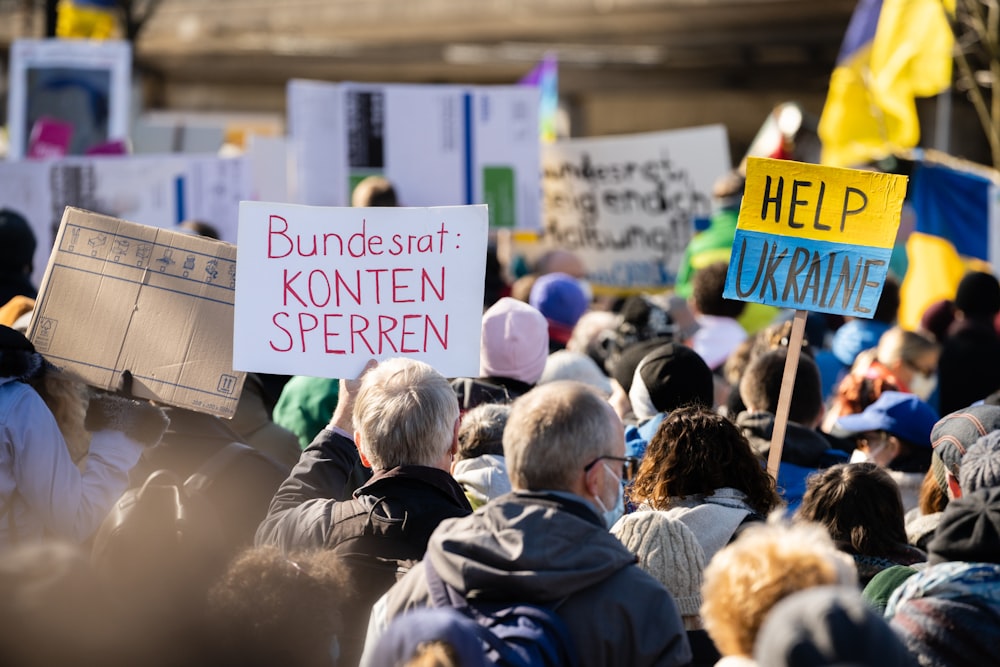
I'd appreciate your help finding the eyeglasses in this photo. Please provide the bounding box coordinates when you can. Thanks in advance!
[584,455,640,482]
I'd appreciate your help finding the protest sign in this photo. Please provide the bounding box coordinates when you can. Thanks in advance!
[541,126,729,294]
[6,39,131,160]
[28,208,245,418]
[287,80,540,230]
[723,157,907,316]
[234,202,488,379]
[723,157,908,478]
[0,155,247,287]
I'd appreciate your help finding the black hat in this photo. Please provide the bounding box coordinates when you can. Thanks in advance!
[629,343,714,420]
[0,209,37,272]
[927,486,1000,566]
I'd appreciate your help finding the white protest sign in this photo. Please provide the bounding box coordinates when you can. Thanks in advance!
[234,202,488,379]
[6,39,132,160]
[0,155,247,286]
[542,125,730,293]
[287,80,540,230]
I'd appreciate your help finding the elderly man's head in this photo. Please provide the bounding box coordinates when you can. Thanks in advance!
[354,358,459,471]
[503,382,626,519]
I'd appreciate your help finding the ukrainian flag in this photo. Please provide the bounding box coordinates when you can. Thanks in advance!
[819,0,955,168]
[899,161,997,330]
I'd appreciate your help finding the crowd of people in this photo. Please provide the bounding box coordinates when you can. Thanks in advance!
[1,172,1000,667]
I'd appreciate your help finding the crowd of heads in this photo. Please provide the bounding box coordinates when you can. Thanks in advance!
[3,173,1000,667]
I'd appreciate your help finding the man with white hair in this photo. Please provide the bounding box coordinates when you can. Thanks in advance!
[256,357,472,666]
[363,381,691,667]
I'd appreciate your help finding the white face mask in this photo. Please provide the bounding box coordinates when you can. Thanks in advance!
[909,372,938,401]
[593,463,625,529]
[849,448,871,464]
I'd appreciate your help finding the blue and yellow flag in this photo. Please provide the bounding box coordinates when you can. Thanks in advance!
[819,0,955,167]
[899,161,997,329]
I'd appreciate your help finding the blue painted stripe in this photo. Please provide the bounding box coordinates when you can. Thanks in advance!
[463,93,474,205]
[723,229,893,318]
[175,176,186,224]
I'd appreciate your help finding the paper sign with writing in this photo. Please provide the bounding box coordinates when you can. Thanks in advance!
[234,202,488,379]
[542,126,729,293]
[723,157,907,317]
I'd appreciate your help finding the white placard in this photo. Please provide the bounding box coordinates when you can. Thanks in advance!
[234,202,489,379]
[6,39,132,160]
[542,126,731,292]
[0,155,247,286]
[287,80,540,230]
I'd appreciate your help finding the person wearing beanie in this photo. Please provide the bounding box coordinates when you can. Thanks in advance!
[451,297,548,412]
[528,272,589,352]
[938,271,1000,415]
[959,429,1000,494]
[754,586,917,667]
[612,512,721,667]
[538,349,612,398]
[367,607,488,667]
[886,488,1000,667]
[624,343,714,460]
[0,325,168,546]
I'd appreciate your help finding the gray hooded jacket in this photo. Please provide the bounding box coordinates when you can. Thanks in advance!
[366,491,692,667]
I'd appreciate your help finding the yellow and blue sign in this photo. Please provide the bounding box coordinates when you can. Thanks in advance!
[723,157,907,318]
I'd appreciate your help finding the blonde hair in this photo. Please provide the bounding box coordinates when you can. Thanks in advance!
[404,642,460,667]
[29,366,91,464]
[700,521,856,657]
[876,326,938,368]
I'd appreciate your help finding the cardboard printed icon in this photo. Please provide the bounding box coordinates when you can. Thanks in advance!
[28,207,246,418]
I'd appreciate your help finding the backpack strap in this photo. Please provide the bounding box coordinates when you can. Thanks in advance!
[184,441,255,493]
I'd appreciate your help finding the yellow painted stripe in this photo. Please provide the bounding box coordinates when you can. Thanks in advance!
[738,157,907,249]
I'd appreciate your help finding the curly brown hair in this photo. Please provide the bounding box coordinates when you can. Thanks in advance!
[628,405,781,515]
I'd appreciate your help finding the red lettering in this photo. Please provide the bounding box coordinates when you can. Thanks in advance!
[436,222,449,253]
[367,269,388,305]
[298,313,318,352]
[269,312,293,351]
[421,267,446,302]
[378,316,400,353]
[368,233,384,255]
[389,234,404,256]
[348,219,367,258]
[307,270,331,307]
[392,268,415,303]
[268,215,292,258]
[334,270,362,307]
[400,314,421,353]
[350,314,375,354]
[425,314,449,351]
[323,314,346,353]
[283,270,307,307]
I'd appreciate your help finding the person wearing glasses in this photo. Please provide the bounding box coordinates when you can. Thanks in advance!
[364,381,692,667]
[629,405,782,562]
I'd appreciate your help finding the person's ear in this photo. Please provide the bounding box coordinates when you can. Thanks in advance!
[355,430,372,469]
[946,470,963,500]
[885,436,902,460]
[584,461,605,499]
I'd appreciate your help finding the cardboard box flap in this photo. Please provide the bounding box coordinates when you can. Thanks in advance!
[28,207,245,418]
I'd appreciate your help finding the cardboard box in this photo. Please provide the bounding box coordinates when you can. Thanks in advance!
[28,207,246,418]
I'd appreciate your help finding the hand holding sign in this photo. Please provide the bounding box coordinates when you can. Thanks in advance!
[723,157,907,479]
